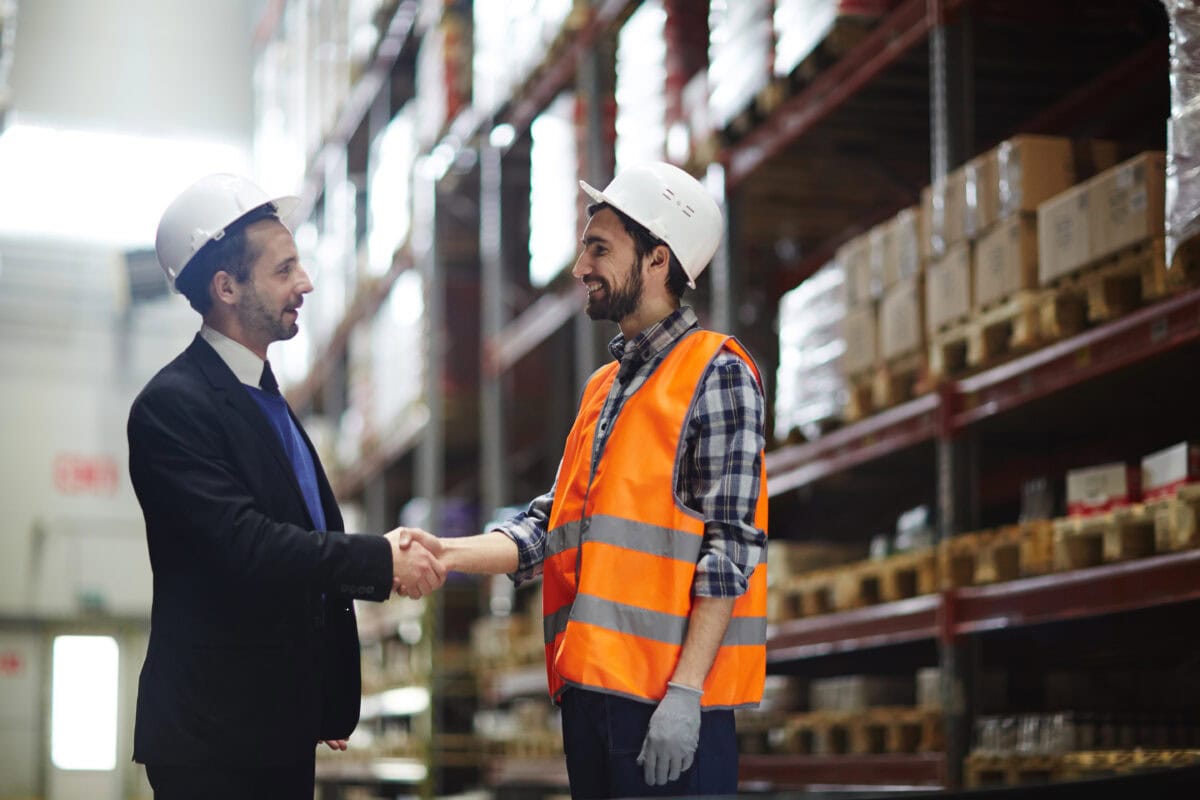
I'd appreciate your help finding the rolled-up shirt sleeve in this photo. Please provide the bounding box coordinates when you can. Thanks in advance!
[492,485,555,585]
[682,352,767,599]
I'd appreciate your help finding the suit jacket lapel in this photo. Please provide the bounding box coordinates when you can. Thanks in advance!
[186,335,316,527]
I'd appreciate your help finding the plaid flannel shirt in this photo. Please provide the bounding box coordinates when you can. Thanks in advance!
[493,306,766,598]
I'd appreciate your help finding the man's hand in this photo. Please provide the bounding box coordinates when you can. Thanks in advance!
[320,739,348,751]
[637,682,702,786]
[386,527,446,599]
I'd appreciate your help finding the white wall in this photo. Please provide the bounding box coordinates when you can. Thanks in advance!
[0,236,199,616]
[9,0,257,143]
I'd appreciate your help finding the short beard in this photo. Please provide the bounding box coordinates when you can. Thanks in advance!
[586,257,644,323]
[239,282,298,343]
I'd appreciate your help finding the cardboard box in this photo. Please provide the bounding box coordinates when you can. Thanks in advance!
[1088,151,1166,262]
[965,150,999,238]
[1038,183,1091,284]
[997,135,1120,218]
[975,214,1038,307]
[869,220,896,292]
[1066,462,1140,516]
[838,234,877,305]
[841,303,878,376]
[879,275,925,360]
[886,206,925,287]
[922,167,968,257]
[925,242,972,334]
[1141,441,1200,501]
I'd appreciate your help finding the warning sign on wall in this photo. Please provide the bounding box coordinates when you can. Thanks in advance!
[54,454,119,496]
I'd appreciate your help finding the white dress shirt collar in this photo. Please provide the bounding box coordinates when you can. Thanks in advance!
[200,325,265,388]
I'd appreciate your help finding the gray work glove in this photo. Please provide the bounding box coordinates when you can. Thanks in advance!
[637,681,703,786]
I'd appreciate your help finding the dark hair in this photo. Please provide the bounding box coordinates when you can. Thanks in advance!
[175,204,280,315]
[586,202,689,301]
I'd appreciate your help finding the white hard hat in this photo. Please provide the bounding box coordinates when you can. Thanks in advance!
[155,174,299,290]
[579,162,723,288]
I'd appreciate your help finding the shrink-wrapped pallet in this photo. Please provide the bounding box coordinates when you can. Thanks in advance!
[774,263,848,442]
[1165,1,1200,266]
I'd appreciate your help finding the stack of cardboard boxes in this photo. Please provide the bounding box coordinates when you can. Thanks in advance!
[924,136,1120,377]
[837,206,927,417]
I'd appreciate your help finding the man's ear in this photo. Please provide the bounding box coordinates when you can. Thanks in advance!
[211,270,238,306]
[649,244,670,272]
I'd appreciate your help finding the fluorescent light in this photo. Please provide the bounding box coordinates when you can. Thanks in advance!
[51,635,119,770]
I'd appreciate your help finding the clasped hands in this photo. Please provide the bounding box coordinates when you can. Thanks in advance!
[385,527,445,599]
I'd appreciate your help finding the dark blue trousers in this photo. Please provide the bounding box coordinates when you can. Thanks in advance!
[560,687,738,798]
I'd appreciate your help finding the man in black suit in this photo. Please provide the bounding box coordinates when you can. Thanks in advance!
[127,174,443,799]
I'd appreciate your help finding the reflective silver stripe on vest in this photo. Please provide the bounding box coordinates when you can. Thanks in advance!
[545,592,767,647]
[546,514,704,563]
[546,520,583,559]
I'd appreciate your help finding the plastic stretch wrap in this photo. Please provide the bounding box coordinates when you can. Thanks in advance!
[708,0,773,130]
[773,0,839,77]
[774,263,847,442]
[616,0,668,171]
[1165,1,1200,265]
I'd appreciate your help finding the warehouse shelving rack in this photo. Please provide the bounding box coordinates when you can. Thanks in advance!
[274,0,1193,795]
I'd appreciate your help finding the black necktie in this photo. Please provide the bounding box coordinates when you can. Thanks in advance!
[260,361,281,395]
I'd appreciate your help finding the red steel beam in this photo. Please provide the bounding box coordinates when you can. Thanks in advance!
[953,287,1200,428]
[951,549,1200,635]
[740,753,945,788]
[766,393,940,497]
[767,595,941,661]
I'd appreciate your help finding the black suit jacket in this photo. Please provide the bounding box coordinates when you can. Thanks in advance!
[127,334,392,766]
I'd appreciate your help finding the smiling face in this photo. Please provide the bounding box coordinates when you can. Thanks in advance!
[231,218,312,352]
[572,208,646,324]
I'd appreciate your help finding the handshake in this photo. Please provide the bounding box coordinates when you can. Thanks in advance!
[384,527,445,599]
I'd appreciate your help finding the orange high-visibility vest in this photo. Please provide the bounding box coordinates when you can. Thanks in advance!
[542,329,768,709]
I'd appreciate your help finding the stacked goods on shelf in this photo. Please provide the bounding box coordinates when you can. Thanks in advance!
[773,0,894,86]
[765,539,867,622]
[740,673,943,757]
[927,137,1119,379]
[614,0,668,171]
[941,442,1200,589]
[835,207,927,420]
[876,208,929,408]
[708,0,773,135]
[358,271,427,460]
[772,507,935,618]
[1054,443,1200,570]
[473,0,581,115]
[1037,152,1182,327]
[415,8,471,147]
[663,0,711,165]
[773,262,847,444]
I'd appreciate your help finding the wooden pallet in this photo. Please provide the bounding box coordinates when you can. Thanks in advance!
[1145,483,1200,554]
[873,351,931,410]
[929,290,1086,380]
[842,352,931,422]
[783,548,937,617]
[939,521,1055,589]
[774,708,944,756]
[1061,748,1200,779]
[1052,506,1156,571]
[1044,238,1171,326]
[965,749,1200,788]
[964,753,1064,788]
